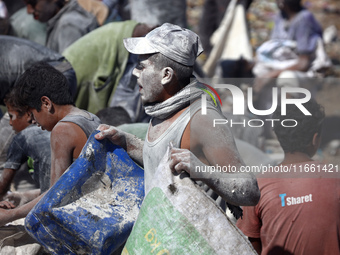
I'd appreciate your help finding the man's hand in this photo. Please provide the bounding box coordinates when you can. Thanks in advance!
[0,200,15,209]
[95,124,127,150]
[95,124,144,166]
[4,192,27,207]
[169,147,204,175]
[3,190,40,207]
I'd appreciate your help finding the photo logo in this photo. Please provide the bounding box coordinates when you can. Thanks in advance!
[201,84,311,116]
[200,83,312,128]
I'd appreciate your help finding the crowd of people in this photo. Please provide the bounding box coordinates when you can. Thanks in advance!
[0,0,338,254]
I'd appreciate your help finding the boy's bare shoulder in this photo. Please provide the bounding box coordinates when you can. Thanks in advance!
[51,121,86,141]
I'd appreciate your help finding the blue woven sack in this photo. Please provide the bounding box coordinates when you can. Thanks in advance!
[25,130,145,254]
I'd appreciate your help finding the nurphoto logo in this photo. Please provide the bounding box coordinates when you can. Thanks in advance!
[200,83,312,128]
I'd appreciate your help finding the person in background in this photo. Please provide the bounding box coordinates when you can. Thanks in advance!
[24,0,98,53]
[0,89,51,208]
[252,0,331,95]
[0,35,77,106]
[237,99,340,255]
[62,20,154,121]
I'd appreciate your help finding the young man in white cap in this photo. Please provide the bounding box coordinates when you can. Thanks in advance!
[95,23,260,212]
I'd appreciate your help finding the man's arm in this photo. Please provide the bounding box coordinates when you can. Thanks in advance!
[0,168,15,198]
[236,204,262,254]
[170,109,260,206]
[4,189,41,207]
[0,191,45,226]
[249,237,262,254]
[0,135,27,198]
[95,124,144,166]
[254,54,311,93]
[49,122,89,185]
[265,54,310,78]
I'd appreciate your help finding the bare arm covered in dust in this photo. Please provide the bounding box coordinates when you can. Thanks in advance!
[95,124,144,167]
[0,168,15,198]
[169,108,260,206]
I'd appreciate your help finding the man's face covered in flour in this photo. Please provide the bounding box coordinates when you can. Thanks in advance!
[133,55,166,105]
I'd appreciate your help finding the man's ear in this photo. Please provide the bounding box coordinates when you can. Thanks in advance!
[312,133,321,148]
[25,111,33,123]
[41,96,52,112]
[161,67,174,85]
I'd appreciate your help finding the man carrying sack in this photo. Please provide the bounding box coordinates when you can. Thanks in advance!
[95,23,260,253]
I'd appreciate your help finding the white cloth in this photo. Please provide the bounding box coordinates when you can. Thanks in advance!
[144,79,207,119]
[253,38,331,78]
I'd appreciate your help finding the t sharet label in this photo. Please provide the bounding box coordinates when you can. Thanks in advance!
[279,193,313,207]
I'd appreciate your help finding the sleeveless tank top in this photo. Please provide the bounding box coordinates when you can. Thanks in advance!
[143,100,226,211]
[59,110,101,138]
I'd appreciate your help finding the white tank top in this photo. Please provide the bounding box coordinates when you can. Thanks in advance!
[143,100,226,210]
